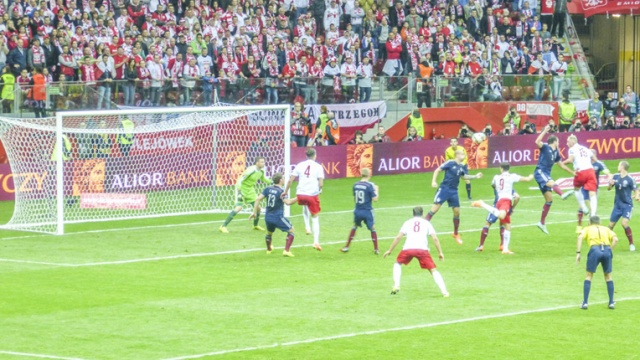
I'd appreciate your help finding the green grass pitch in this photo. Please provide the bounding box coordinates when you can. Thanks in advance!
[0,160,639,359]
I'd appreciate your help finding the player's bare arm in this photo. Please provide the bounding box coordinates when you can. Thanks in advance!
[249,194,266,220]
[607,178,615,191]
[431,168,442,188]
[383,232,404,258]
[520,174,534,182]
[318,177,324,193]
[282,176,297,198]
[558,159,576,175]
[431,234,444,261]
[283,197,298,205]
[462,172,483,180]
[535,125,549,148]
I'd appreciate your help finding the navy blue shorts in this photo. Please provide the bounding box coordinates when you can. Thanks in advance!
[265,215,293,233]
[580,187,599,200]
[610,203,633,223]
[433,187,460,208]
[354,209,375,230]
[586,246,613,273]
[534,169,553,194]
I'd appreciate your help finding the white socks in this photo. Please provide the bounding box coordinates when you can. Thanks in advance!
[589,193,598,216]
[393,262,402,289]
[574,191,589,214]
[432,270,448,295]
[302,206,311,232]
[503,230,511,252]
[480,202,501,217]
[311,216,320,245]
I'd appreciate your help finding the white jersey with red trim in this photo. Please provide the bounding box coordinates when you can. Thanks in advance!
[492,172,521,200]
[400,217,435,251]
[292,159,324,196]
[569,144,593,171]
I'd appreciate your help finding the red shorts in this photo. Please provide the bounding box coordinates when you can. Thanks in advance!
[574,168,597,192]
[396,249,436,270]
[297,194,321,215]
[496,198,512,225]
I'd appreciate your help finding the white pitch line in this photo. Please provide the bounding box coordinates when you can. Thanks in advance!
[0,202,575,242]
[0,350,86,360]
[161,297,640,360]
[0,218,577,268]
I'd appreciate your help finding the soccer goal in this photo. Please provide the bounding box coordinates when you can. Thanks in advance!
[0,105,291,235]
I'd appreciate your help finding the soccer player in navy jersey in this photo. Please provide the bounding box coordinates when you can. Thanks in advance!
[425,150,483,244]
[341,168,380,254]
[576,150,610,234]
[475,185,520,252]
[250,173,299,257]
[534,125,574,234]
[607,161,639,252]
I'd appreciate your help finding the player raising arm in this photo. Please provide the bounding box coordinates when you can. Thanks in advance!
[445,138,472,200]
[383,206,449,297]
[562,135,598,216]
[283,148,325,251]
[472,162,533,254]
[575,149,611,234]
[534,125,574,234]
[220,157,271,233]
[426,150,483,244]
[341,168,380,254]
[250,173,298,257]
[607,161,640,252]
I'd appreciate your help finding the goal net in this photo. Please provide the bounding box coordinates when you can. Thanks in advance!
[0,105,290,234]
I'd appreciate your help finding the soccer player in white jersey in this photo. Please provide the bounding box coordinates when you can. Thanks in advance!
[383,206,448,297]
[472,162,533,254]
[283,148,325,251]
[562,135,598,216]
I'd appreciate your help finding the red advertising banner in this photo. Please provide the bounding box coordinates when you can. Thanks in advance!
[568,0,640,17]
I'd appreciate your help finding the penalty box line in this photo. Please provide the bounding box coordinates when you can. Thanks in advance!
[0,350,86,360]
[161,297,640,360]
[0,202,575,242]
[0,219,577,268]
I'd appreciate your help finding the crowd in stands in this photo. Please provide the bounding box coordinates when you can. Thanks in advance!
[0,0,588,110]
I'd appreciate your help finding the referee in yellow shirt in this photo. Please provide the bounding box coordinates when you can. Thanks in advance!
[445,138,472,200]
[576,215,619,310]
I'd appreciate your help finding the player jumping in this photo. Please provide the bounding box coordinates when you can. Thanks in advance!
[341,168,380,254]
[562,135,598,216]
[426,149,483,244]
[220,157,271,233]
[283,148,325,251]
[534,125,574,235]
[472,162,533,254]
[445,138,472,200]
[607,161,639,252]
[250,173,298,257]
[576,149,610,234]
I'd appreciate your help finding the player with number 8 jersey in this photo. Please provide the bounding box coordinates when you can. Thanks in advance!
[283,148,325,251]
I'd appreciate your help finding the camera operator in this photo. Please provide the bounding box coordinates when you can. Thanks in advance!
[614,98,631,127]
[547,119,559,133]
[603,115,616,130]
[483,124,493,137]
[635,119,640,129]
[503,106,521,134]
[291,102,312,147]
[458,123,472,138]
[586,117,600,131]
[518,121,536,135]
[618,115,632,130]
[568,119,584,132]
[349,130,366,144]
[369,125,392,143]
[307,128,326,147]
[404,126,423,141]
[500,128,512,136]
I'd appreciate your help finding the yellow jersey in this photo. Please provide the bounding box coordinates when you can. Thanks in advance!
[580,225,616,247]
[445,146,468,165]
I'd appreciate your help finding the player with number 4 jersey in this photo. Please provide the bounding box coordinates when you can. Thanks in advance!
[341,168,380,254]
[251,173,298,257]
[607,161,640,252]
[283,148,325,251]
[472,163,533,254]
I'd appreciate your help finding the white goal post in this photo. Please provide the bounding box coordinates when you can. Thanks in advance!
[0,105,291,235]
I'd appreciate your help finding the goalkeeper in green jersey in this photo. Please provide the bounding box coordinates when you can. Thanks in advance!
[219,157,271,233]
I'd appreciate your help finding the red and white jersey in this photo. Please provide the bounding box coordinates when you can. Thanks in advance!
[399,217,435,251]
[492,172,521,200]
[292,159,324,196]
[569,144,594,171]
